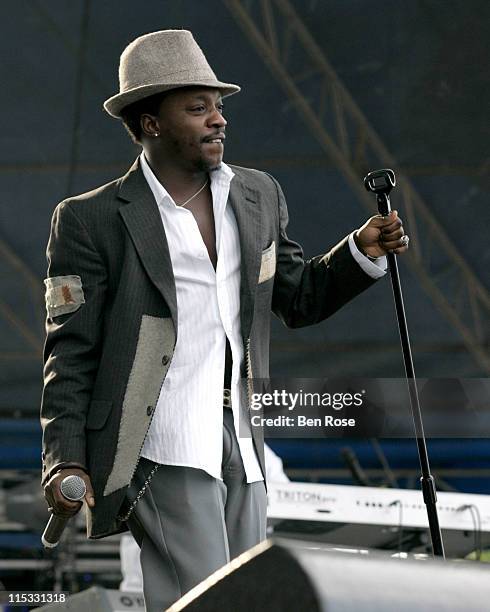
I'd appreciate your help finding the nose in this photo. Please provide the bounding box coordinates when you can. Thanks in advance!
[208,107,227,129]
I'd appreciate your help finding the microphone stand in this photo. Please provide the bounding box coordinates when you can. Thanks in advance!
[364,169,445,558]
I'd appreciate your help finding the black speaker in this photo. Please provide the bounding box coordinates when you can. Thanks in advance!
[169,538,490,612]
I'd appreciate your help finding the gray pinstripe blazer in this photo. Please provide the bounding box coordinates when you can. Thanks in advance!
[40,159,376,538]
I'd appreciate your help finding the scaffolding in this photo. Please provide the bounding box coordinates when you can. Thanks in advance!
[224,0,490,373]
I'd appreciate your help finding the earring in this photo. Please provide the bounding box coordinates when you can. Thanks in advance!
[153,133,160,137]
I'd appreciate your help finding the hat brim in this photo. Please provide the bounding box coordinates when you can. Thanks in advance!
[103,80,241,118]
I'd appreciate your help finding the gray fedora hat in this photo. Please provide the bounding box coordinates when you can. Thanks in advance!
[104,29,241,118]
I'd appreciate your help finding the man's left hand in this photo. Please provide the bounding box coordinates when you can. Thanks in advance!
[355,210,409,258]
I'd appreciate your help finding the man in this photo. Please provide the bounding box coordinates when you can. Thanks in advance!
[41,30,408,610]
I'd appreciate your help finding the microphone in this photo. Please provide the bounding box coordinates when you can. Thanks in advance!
[42,475,86,548]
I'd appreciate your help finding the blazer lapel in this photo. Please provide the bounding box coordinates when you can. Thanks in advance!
[228,176,262,341]
[117,160,178,331]
[116,162,262,343]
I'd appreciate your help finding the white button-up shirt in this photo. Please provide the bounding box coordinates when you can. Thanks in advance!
[138,153,386,483]
[139,153,263,483]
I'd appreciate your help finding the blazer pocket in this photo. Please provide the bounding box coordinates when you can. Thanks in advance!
[86,399,113,430]
[258,241,276,284]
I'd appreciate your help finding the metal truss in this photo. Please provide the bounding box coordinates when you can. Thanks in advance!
[0,238,43,359]
[223,0,490,373]
[0,0,91,365]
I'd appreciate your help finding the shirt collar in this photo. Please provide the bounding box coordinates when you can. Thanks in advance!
[139,152,234,208]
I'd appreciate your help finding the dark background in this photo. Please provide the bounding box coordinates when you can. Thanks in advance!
[0,3,489,591]
[1,0,488,411]
[0,0,490,478]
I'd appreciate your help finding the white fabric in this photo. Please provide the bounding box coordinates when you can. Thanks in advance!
[139,153,263,483]
[120,534,143,593]
[264,444,290,484]
[348,233,387,278]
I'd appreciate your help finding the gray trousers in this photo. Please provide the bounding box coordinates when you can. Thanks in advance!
[126,409,267,611]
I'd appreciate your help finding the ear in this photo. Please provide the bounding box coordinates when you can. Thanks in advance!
[140,114,161,138]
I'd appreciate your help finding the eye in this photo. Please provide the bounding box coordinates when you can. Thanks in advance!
[190,105,206,112]
[217,104,224,114]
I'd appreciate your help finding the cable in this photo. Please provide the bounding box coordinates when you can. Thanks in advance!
[457,504,482,561]
[469,504,482,561]
[371,438,399,488]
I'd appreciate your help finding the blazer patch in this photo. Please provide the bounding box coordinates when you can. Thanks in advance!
[258,241,276,284]
[104,314,175,497]
[44,275,85,318]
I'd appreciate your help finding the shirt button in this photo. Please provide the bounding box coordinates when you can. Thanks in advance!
[162,355,170,366]
[198,251,206,259]
[147,406,153,416]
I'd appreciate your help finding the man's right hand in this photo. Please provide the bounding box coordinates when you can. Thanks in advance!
[44,468,95,518]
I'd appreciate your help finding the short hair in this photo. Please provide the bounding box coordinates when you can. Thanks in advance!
[119,91,168,144]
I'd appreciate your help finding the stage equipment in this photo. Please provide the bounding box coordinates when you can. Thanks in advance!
[364,168,444,558]
[42,475,86,549]
[169,537,490,611]
[341,446,372,486]
[5,477,51,532]
[267,481,490,557]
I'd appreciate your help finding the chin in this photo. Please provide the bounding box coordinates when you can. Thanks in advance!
[197,157,223,172]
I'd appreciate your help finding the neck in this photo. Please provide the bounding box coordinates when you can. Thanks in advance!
[143,149,208,202]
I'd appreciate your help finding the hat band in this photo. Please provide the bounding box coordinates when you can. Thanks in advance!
[121,69,216,93]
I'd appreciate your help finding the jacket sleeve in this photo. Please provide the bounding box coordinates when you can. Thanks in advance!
[270,176,377,328]
[40,200,107,485]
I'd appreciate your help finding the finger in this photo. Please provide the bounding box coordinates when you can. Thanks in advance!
[388,235,410,253]
[52,486,83,514]
[49,505,82,519]
[381,216,403,233]
[369,210,398,227]
[48,501,82,519]
[44,488,55,507]
[44,486,74,516]
[382,239,405,251]
[53,498,82,516]
[382,226,404,242]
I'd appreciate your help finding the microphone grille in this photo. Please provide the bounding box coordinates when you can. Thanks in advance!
[60,475,86,501]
